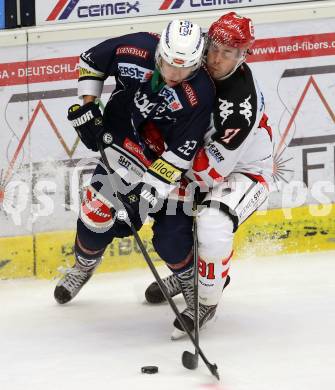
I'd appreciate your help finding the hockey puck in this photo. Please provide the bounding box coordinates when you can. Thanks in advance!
[141,366,158,374]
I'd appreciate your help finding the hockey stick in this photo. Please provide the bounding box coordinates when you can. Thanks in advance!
[99,144,220,380]
[182,212,199,369]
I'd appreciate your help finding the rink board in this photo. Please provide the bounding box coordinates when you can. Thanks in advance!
[1,204,335,279]
[0,235,34,278]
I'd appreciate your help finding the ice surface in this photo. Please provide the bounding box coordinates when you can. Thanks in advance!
[1,251,334,390]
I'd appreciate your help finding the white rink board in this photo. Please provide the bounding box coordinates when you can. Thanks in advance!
[0,16,335,236]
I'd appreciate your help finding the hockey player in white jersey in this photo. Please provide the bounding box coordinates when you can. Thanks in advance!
[145,12,274,339]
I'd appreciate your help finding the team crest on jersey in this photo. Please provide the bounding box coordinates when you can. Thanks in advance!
[239,95,253,126]
[159,87,183,112]
[118,63,153,82]
[218,98,234,124]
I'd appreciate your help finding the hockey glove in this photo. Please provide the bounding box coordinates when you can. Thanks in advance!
[68,102,113,152]
[117,182,163,227]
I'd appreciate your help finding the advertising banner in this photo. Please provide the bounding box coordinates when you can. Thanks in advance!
[35,0,321,26]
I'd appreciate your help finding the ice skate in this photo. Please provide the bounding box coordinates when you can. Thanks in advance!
[54,259,100,304]
[145,273,182,304]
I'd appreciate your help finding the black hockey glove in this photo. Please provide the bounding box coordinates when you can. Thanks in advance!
[68,102,113,152]
[117,182,163,227]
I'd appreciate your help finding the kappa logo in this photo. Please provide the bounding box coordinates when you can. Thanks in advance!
[46,0,139,21]
[239,95,253,126]
[218,98,234,124]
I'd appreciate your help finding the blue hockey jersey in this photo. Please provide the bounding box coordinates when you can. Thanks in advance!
[78,32,215,198]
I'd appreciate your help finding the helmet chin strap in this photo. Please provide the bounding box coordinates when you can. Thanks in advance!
[216,51,247,81]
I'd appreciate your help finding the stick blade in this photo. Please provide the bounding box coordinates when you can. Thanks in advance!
[209,364,220,381]
[182,350,199,370]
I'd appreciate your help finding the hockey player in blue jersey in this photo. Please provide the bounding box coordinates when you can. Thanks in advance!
[54,20,216,311]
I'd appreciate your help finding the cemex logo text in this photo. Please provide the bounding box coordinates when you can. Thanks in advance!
[159,0,252,10]
[47,0,140,21]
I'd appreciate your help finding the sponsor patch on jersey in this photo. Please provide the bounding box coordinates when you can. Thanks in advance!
[118,155,131,169]
[118,63,153,82]
[71,110,94,127]
[237,184,266,221]
[116,46,149,59]
[159,87,183,112]
[207,144,224,163]
[79,67,101,78]
[81,186,114,228]
[181,81,198,107]
[123,138,152,167]
[148,158,182,183]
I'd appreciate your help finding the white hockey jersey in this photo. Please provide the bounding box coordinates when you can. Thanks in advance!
[189,63,273,189]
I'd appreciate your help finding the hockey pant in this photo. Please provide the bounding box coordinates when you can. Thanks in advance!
[77,162,194,267]
[197,172,269,306]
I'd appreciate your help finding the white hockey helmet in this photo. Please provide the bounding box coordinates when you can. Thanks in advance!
[156,20,205,71]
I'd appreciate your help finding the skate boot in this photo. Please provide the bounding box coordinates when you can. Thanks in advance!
[145,273,182,303]
[171,275,230,340]
[54,253,102,304]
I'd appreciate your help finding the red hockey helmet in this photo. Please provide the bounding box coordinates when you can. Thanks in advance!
[208,12,255,50]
